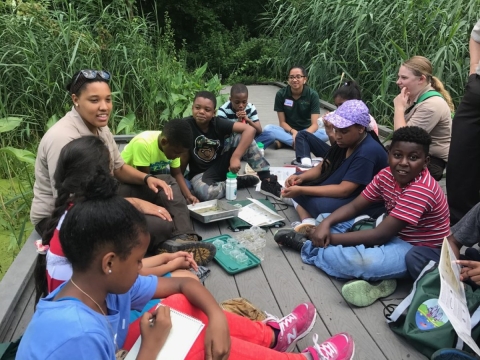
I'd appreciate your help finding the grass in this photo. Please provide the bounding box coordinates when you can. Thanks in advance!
[263,0,477,125]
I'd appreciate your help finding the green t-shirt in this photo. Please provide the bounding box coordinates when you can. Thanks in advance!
[273,85,320,130]
[121,131,180,173]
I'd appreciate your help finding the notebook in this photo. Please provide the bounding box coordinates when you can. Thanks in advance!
[125,305,205,360]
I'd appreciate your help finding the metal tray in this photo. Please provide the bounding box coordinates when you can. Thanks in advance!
[187,199,240,223]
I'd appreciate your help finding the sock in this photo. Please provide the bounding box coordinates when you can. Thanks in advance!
[302,353,313,360]
[269,326,280,347]
[301,157,313,167]
[257,170,270,181]
[302,218,316,225]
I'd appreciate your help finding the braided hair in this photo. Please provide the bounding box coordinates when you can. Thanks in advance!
[34,136,116,303]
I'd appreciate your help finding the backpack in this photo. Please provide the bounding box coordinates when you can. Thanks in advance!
[347,213,386,232]
[385,261,480,358]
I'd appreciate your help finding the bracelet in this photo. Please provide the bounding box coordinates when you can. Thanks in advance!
[143,174,154,185]
[289,128,293,134]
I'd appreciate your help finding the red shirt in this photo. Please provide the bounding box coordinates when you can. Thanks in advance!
[362,167,449,248]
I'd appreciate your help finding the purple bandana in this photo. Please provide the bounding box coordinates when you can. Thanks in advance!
[324,100,370,128]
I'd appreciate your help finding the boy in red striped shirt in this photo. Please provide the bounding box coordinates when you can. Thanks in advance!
[275,126,449,307]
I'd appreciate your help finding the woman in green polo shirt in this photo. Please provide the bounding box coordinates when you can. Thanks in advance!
[256,66,327,149]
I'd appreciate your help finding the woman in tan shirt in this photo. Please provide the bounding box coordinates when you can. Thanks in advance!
[393,56,453,180]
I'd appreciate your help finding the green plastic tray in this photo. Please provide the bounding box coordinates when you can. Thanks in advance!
[204,234,261,275]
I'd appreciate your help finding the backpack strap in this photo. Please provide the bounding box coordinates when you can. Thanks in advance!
[386,261,437,323]
[416,90,443,104]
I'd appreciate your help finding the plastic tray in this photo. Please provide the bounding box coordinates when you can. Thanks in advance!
[187,200,240,223]
[203,234,261,275]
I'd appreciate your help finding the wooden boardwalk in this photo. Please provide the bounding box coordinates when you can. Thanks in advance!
[1,85,426,359]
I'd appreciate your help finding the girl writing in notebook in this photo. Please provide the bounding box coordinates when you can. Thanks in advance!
[19,143,354,360]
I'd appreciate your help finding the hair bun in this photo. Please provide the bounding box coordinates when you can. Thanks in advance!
[84,169,118,200]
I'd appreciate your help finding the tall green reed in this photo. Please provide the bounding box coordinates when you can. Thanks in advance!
[263,0,478,125]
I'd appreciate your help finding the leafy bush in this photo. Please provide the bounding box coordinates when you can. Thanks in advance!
[187,24,279,84]
[263,0,478,125]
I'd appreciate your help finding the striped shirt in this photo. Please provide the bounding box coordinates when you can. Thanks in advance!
[362,167,449,248]
[217,101,259,122]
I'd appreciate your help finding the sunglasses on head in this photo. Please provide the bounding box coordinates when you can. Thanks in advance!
[72,70,111,88]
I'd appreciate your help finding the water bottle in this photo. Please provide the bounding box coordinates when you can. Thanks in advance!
[257,142,265,156]
[226,172,237,200]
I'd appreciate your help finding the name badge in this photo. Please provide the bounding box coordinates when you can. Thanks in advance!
[284,99,293,107]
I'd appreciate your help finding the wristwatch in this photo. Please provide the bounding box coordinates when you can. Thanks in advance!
[143,174,154,185]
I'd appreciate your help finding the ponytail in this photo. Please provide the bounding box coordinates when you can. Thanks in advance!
[431,76,455,113]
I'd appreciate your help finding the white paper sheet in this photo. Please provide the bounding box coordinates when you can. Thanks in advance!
[237,198,284,226]
[438,237,480,355]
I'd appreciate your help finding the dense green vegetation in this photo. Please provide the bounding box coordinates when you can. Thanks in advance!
[264,0,478,124]
[0,0,478,277]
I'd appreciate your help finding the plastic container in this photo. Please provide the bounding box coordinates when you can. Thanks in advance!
[226,172,237,200]
[203,234,261,275]
[257,142,265,157]
[234,226,267,260]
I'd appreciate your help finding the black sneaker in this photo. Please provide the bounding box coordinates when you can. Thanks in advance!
[158,239,216,266]
[260,175,282,200]
[237,174,260,189]
[274,229,306,252]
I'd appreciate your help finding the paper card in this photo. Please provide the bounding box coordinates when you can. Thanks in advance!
[284,99,293,107]
[237,198,284,226]
[438,237,480,356]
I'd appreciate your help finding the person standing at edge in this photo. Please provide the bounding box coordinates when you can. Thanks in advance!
[447,20,480,225]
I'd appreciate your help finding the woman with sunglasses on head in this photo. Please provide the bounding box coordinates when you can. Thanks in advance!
[256,66,326,150]
[31,70,214,264]
[393,56,453,181]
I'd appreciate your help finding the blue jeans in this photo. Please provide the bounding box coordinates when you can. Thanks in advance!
[300,213,414,281]
[295,130,330,160]
[255,125,328,149]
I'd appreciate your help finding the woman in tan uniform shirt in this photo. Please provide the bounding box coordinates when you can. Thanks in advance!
[393,56,454,181]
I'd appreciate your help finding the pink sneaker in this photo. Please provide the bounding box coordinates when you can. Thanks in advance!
[267,302,316,352]
[302,333,355,360]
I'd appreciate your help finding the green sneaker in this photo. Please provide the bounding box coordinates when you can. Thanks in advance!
[341,279,397,307]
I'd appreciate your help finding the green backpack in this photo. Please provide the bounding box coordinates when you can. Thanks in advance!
[386,261,480,358]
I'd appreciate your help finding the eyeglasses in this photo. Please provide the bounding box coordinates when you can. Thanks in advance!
[288,75,306,80]
[72,70,111,89]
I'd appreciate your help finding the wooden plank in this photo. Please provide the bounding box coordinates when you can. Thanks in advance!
[329,279,425,360]
[194,218,240,302]
[11,289,36,341]
[243,188,331,350]
[0,230,39,341]
[282,249,387,359]
[217,188,283,317]
[1,275,35,342]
